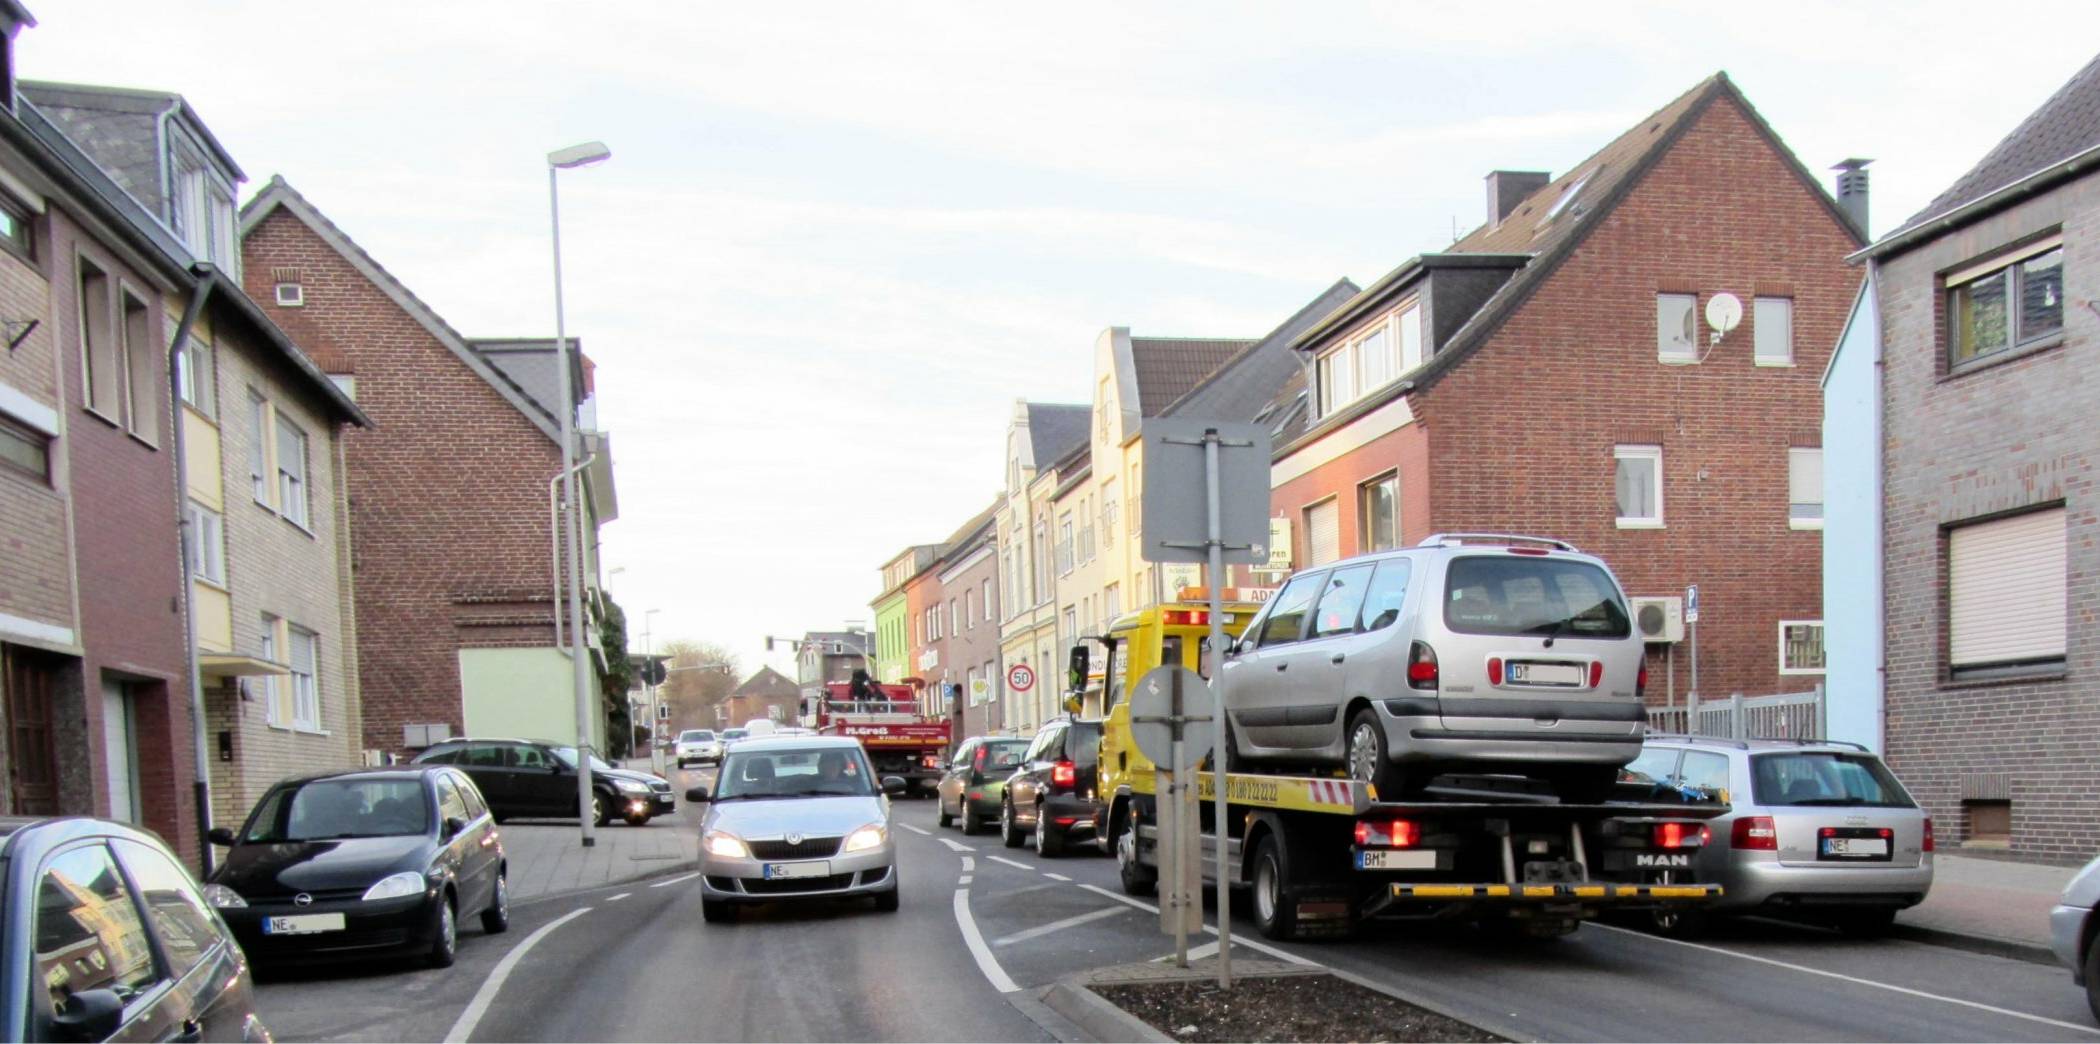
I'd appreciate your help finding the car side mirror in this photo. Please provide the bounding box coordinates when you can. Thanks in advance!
[549,763,564,774]
[685,785,710,802]
[881,776,907,796]
[50,987,123,1042]
[208,826,238,847]
[444,816,469,839]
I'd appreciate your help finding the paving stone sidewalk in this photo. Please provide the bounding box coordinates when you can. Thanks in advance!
[1897,851,2080,959]
[500,757,702,901]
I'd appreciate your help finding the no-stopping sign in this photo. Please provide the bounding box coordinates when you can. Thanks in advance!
[1007,663,1035,692]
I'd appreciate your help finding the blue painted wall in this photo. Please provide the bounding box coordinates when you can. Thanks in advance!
[1821,274,1882,750]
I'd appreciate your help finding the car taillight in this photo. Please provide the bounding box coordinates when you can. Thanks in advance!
[1922,817,1935,852]
[1653,821,1710,849]
[1354,818,1421,847]
[1051,760,1076,789]
[1588,661,1604,688]
[1486,658,1503,685]
[1407,642,1438,690]
[1731,816,1778,850]
[1636,664,1649,700]
[972,747,987,773]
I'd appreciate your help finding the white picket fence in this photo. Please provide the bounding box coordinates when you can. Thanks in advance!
[1646,684,1825,740]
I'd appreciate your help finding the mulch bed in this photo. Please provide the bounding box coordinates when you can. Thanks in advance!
[1096,973,1504,1043]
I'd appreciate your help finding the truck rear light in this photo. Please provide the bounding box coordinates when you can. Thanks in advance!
[1163,609,1211,627]
[1637,664,1649,700]
[1486,658,1503,685]
[1922,817,1935,852]
[1653,822,1710,849]
[1354,818,1421,848]
[1731,816,1778,850]
[1051,760,1076,789]
[1588,661,1604,688]
[1407,642,1438,690]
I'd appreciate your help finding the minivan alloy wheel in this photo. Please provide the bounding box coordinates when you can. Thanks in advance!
[1348,722,1381,783]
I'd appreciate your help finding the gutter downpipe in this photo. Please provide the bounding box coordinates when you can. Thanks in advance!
[170,262,219,875]
[548,455,597,652]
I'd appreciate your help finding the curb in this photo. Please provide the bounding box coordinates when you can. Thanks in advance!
[1318,963,1538,1043]
[510,859,700,906]
[1041,977,1173,1043]
[1893,924,2058,966]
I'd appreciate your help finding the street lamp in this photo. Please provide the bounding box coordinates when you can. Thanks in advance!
[549,139,609,848]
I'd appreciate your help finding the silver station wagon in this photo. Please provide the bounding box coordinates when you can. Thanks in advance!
[1221,533,1646,798]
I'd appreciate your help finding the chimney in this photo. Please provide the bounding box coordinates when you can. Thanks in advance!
[1833,158,1872,238]
[0,2,35,113]
[1485,170,1551,229]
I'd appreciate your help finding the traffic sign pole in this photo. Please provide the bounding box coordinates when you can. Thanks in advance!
[1202,429,1233,988]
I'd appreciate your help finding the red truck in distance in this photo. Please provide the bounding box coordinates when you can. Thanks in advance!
[812,680,952,795]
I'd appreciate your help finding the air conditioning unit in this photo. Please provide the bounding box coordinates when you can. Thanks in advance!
[1631,596,1684,643]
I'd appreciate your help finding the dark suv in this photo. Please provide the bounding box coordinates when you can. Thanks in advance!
[1000,718,1104,857]
[412,738,674,826]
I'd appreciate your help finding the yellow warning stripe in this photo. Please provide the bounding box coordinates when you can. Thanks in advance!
[1389,883,1722,902]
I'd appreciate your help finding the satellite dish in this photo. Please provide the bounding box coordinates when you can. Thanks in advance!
[1705,293,1743,336]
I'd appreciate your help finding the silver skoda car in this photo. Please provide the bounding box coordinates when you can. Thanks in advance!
[688,736,904,921]
[1221,534,1646,798]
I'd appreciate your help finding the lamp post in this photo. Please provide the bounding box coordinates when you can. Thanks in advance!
[549,139,610,848]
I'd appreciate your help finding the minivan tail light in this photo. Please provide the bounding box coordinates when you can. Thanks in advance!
[1407,642,1439,690]
[1637,665,1649,700]
[1922,817,1935,852]
[1731,816,1778,850]
[1486,658,1503,685]
[1588,661,1604,688]
[1051,760,1076,789]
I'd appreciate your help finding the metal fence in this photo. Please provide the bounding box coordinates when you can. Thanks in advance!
[1646,683,1825,740]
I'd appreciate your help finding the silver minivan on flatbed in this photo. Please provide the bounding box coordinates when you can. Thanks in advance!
[1221,533,1646,799]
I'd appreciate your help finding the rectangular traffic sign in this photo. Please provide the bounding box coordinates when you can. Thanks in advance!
[1685,584,1700,623]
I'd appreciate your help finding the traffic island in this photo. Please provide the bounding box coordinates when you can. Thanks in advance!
[1044,957,1506,1043]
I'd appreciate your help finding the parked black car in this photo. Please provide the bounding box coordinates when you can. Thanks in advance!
[205,766,508,969]
[412,737,675,826]
[0,815,267,1042]
[1000,718,1105,857]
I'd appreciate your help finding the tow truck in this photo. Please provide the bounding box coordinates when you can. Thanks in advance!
[1091,590,1724,940]
[811,680,952,795]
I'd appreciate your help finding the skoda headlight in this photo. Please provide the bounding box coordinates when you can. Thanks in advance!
[704,831,750,859]
[361,871,429,902]
[615,779,650,794]
[843,824,887,853]
[202,883,247,909]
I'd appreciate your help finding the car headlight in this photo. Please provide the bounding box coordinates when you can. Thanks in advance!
[361,871,431,902]
[615,779,650,794]
[203,883,247,909]
[704,832,750,859]
[843,824,887,853]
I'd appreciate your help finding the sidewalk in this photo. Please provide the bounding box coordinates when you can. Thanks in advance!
[500,756,701,901]
[1896,852,2080,961]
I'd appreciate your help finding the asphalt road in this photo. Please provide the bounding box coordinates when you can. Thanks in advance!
[251,783,2100,1042]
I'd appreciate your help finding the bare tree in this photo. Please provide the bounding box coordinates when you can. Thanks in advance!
[656,639,741,730]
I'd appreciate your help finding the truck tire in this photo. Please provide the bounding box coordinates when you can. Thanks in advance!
[1117,808,1157,897]
[1250,833,1299,941]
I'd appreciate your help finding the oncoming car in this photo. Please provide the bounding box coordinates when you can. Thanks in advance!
[675,729,723,768]
[687,737,905,921]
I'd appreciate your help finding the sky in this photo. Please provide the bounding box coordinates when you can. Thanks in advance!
[22,2,2098,679]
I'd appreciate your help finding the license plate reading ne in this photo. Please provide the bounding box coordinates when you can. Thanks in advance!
[763,861,831,880]
[262,913,345,935]
[1509,662,1582,686]
[1356,849,1437,871]
[1822,837,1889,858]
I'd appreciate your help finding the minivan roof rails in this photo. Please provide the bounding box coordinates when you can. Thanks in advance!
[1416,533,1579,552]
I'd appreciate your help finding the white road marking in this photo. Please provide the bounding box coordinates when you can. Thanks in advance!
[953,889,1020,993]
[898,822,932,836]
[649,872,700,888]
[987,855,1033,871]
[442,907,592,1043]
[1075,884,1318,967]
[993,905,1130,947]
[1043,872,1071,881]
[959,874,974,885]
[961,856,976,872]
[1592,924,2100,1036]
[1154,940,1220,962]
[604,893,630,902]
[939,837,974,853]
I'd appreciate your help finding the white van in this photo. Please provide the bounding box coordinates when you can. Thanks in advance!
[740,719,779,738]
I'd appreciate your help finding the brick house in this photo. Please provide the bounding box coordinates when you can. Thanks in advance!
[238,177,621,759]
[718,666,801,729]
[1846,53,2099,861]
[22,81,372,834]
[1260,73,1862,706]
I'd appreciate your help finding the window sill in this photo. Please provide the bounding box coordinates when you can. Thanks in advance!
[282,516,317,540]
[125,430,160,452]
[1657,354,1699,366]
[82,406,121,430]
[1754,358,1795,368]
[1615,519,1666,530]
[1942,332,2066,382]
[191,576,230,594]
[1789,519,1824,531]
[1939,663,2068,690]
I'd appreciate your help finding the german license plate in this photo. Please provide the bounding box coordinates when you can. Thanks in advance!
[1821,837,1888,858]
[1508,662,1582,686]
[261,913,345,935]
[1356,849,1436,871]
[763,861,831,880]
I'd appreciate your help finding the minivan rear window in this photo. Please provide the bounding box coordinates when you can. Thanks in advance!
[1442,556,1631,638]
[1751,752,1914,808]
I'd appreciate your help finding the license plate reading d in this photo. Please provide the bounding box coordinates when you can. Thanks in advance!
[262,913,345,935]
[1509,662,1582,686]
[763,861,831,880]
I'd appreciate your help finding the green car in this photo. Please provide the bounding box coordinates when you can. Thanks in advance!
[937,736,1031,835]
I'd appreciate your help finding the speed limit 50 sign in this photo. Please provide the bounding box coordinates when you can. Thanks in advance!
[1006,663,1035,692]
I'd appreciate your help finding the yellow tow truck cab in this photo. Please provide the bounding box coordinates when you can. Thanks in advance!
[1097,590,1264,799]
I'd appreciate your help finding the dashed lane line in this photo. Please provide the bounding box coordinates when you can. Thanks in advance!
[987,855,1033,871]
[649,872,700,888]
[1075,884,1318,967]
[953,889,1020,994]
[1592,924,2100,1036]
[604,893,630,902]
[960,874,974,885]
[992,905,1131,947]
[1042,872,1071,881]
[442,907,592,1043]
[961,856,976,872]
[939,838,975,853]
[898,823,932,836]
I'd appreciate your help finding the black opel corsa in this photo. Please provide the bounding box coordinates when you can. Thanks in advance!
[205,766,508,968]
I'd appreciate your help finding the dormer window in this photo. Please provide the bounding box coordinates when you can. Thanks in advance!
[1315,301,1425,418]
[169,135,239,278]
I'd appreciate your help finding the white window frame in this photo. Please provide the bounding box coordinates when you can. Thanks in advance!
[1398,303,1424,374]
[1948,507,2067,675]
[259,614,287,727]
[1788,447,1823,530]
[1614,445,1664,529]
[1777,620,1826,675]
[184,502,226,587]
[983,578,994,622]
[176,337,215,419]
[1754,296,1794,366]
[277,417,309,528]
[289,626,321,731]
[248,391,271,505]
[1656,293,1698,364]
